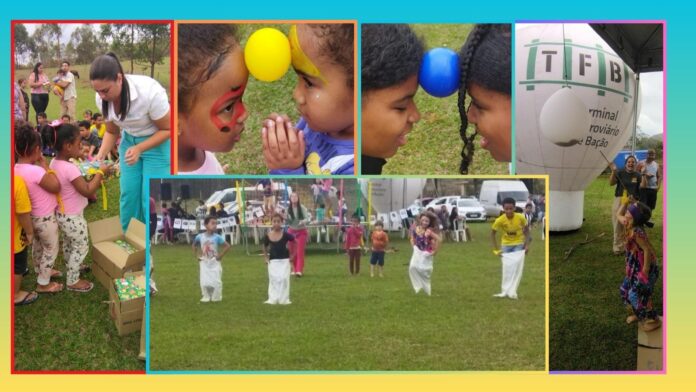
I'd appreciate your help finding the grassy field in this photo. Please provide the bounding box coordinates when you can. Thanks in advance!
[549,175,663,370]
[15,57,171,124]
[382,24,509,175]
[13,176,145,371]
[217,24,300,175]
[149,221,545,371]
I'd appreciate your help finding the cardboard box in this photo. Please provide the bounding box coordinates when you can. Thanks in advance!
[88,216,146,290]
[637,317,663,371]
[108,271,145,336]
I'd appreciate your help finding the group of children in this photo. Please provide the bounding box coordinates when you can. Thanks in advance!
[177,24,355,175]
[37,109,114,162]
[13,120,114,305]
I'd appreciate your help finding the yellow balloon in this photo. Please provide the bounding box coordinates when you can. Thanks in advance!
[244,28,291,82]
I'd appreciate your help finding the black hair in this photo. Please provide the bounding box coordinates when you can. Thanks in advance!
[84,109,93,117]
[14,120,41,159]
[48,123,81,152]
[90,53,131,121]
[32,62,42,84]
[525,203,533,208]
[308,24,355,88]
[631,201,654,228]
[361,24,424,96]
[61,60,70,66]
[204,215,217,225]
[78,120,91,129]
[288,196,305,221]
[457,24,511,174]
[502,197,516,207]
[209,206,217,215]
[177,24,239,114]
[271,213,284,222]
[318,203,325,208]
[61,114,71,121]
[37,112,47,119]
[374,220,384,227]
[449,207,459,220]
[38,124,54,151]
[92,112,102,121]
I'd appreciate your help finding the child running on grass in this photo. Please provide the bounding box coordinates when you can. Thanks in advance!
[193,215,231,302]
[344,215,364,275]
[48,123,114,292]
[369,220,389,278]
[177,24,248,174]
[262,213,296,305]
[409,211,441,295]
[263,24,355,175]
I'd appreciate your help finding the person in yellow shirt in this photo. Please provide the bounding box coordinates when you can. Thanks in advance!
[491,197,530,300]
[14,176,39,306]
[491,197,530,254]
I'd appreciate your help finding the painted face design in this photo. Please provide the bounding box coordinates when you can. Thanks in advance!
[209,83,247,133]
[289,25,327,84]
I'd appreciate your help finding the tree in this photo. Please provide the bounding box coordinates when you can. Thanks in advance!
[69,25,102,65]
[14,24,31,66]
[136,24,170,78]
[104,24,138,73]
[32,24,63,66]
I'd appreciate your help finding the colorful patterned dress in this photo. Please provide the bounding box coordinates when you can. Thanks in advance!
[620,227,659,320]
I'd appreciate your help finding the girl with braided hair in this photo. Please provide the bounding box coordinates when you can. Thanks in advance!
[457,24,511,174]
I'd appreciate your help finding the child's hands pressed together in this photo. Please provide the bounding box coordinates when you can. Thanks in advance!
[262,114,305,170]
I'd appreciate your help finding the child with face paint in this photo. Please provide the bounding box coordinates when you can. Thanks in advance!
[361,24,424,175]
[177,24,249,174]
[457,24,511,174]
[263,24,355,175]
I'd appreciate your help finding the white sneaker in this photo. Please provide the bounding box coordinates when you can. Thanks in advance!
[200,296,211,303]
[493,293,506,298]
[508,294,518,300]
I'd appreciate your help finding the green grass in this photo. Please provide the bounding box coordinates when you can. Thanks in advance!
[16,57,171,123]
[382,24,508,175]
[14,176,145,371]
[217,24,300,175]
[549,175,663,371]
[150,222,545,371]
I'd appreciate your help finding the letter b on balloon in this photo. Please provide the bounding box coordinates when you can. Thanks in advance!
[515,24,639,231]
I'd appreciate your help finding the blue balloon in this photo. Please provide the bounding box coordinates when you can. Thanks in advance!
[419,48,461,98]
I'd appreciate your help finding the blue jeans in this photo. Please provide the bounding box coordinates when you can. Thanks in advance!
[501,244,525,253]
[119,131,170,232]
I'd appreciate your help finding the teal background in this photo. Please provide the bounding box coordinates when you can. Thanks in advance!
[1,0,693,378]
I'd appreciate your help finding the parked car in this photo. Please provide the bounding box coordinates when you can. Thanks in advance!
[456,198,486,222]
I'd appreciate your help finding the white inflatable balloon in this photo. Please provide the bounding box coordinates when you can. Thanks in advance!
[539,87,591,146]
[516,24,639,231]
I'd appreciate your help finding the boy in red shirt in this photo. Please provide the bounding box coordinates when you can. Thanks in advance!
[369,221,389,278]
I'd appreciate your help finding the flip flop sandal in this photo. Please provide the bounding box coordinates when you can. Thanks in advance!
[14,291,39,306]
[67,281,94,293]
[36,282,64,294]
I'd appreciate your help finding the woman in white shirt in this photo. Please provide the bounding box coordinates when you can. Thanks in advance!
[90,53,171,231]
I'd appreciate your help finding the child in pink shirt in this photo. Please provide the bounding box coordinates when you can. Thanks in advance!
[49,123,113,292]
[344,216,364,275]
[14,121,62,293]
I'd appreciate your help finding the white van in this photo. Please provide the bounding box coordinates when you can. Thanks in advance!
[479,180,529,218]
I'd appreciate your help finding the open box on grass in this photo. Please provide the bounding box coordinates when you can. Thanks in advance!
[88,216,146,289]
